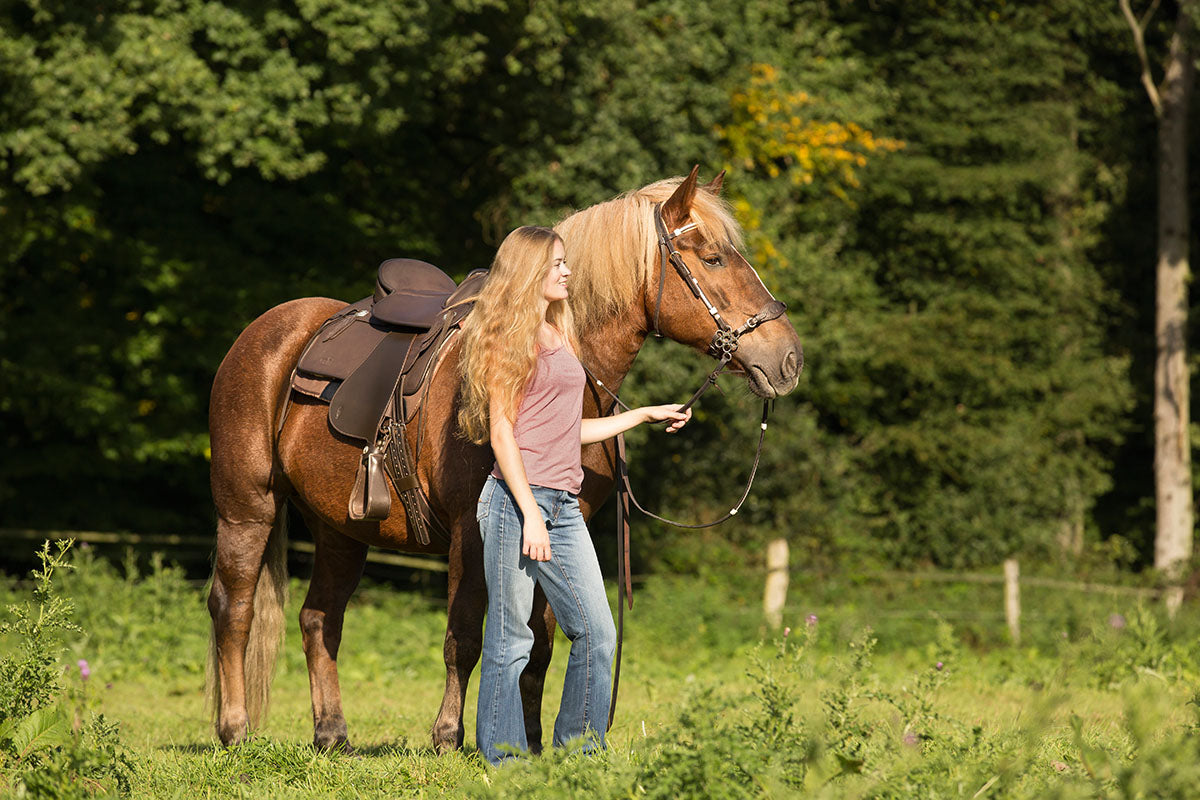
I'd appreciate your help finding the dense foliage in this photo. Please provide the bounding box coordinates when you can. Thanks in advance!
[0,0,1182,569]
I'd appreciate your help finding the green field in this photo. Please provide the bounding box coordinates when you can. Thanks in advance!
[3,544,1200,798]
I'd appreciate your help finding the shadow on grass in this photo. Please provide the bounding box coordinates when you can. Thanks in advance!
[339,741,481,761]
[156,739,478,761]
[157,742,224,755]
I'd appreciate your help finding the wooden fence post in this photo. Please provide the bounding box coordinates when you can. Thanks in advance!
[1004,558,1020,645]
[764,538,789,629]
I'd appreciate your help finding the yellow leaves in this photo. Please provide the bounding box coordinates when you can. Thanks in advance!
[716,61,904,197]
[731,196,782,267]
[714,63,905,269]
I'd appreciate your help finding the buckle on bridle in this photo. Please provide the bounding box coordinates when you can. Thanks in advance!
[709,327,739,361]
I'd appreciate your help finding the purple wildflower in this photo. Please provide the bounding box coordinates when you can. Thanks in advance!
[783,627,791,638]
[936,661,944,671]
[78,659,90,681]
[806,614,818,628]
[1108,613,1126,630]
[902,730,920,747]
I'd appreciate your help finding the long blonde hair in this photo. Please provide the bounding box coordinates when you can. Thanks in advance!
[458,226,581,444]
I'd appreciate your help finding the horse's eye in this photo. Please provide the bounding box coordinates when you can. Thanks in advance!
[701,254,724,268]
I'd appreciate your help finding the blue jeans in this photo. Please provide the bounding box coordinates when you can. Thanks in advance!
[474,475,616,765]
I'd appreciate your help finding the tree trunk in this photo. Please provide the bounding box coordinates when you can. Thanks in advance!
[1153,8,1194,615]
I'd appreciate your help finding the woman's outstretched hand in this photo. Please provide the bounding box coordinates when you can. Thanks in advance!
[641,404,693,433]
[581,403,693,444]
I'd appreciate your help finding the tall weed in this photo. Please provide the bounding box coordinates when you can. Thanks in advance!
[0,541,132,798]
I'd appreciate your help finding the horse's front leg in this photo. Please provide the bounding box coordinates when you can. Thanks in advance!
[520,587,557,754]
[432,516,486,753]
[297,513,368,751]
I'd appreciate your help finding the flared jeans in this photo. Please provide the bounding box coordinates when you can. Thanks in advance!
[474,475,616,765]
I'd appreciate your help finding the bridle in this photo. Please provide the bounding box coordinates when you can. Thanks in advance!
[651,203,788,381]
[596,202,788,729]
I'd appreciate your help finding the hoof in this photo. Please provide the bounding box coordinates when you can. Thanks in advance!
[217,716,250,747]
[431,720,464,754]
[313,717,351,753]
[317,739,358,757]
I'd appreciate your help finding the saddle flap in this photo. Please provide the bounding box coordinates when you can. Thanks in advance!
[295,298,382,382]
[328,331,417,441]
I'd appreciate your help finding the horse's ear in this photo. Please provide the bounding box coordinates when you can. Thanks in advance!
[703,169,725,196]
[661,165,701,227]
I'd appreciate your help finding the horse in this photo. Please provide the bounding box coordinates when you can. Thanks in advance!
[205,166,803,753]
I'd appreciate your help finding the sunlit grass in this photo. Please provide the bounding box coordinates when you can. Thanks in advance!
[2,547,1199,797]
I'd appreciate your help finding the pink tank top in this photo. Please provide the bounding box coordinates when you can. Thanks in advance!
[490,345,586,494]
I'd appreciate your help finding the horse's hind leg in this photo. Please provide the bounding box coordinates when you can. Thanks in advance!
[432,519,486,753]
[208,502,287,746]
[520,588,557,755]
[296,511,369,751]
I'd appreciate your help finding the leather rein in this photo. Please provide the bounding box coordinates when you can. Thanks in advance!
[600,203,787,729]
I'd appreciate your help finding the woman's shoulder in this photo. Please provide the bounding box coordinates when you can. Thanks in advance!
[537,323,568,352]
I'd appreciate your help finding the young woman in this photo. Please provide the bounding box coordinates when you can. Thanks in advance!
[458,225,691,765]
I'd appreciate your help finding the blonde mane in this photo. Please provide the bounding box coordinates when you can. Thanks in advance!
[553,176,745,333]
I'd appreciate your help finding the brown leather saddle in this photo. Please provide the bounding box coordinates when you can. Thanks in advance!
[286,258,488,545]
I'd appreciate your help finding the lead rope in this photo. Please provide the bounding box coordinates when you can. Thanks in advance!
[591,361,773,730]
[602,203,786,731]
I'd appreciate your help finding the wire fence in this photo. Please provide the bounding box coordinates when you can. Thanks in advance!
[0,527,1166,634]
[0,527,449,574]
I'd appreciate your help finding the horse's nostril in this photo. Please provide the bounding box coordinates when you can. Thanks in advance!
[782,349,800,381]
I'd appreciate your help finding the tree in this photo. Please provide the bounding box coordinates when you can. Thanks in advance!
[813,0,1134,567]
[1119,0,1195,612]
[0,0,1150,581]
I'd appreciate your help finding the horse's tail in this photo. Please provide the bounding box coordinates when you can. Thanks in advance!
[205,506,290,729]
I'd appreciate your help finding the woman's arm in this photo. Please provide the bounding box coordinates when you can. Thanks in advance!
[580,404,692,445]
[489,395,553,562]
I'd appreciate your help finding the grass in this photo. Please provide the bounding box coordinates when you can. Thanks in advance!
[4,546,1200,797]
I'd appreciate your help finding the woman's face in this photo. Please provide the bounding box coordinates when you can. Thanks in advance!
[541,239,570,303]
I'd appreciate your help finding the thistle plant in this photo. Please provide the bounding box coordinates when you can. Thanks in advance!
[0,539,80,721]
[0,540,131,797]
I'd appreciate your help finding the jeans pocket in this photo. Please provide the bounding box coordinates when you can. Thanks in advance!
[476,479,495,523]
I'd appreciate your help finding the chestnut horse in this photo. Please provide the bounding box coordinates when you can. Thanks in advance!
[205,167,803,753]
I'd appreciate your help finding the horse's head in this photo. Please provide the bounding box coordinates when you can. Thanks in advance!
[646,167,803,398]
